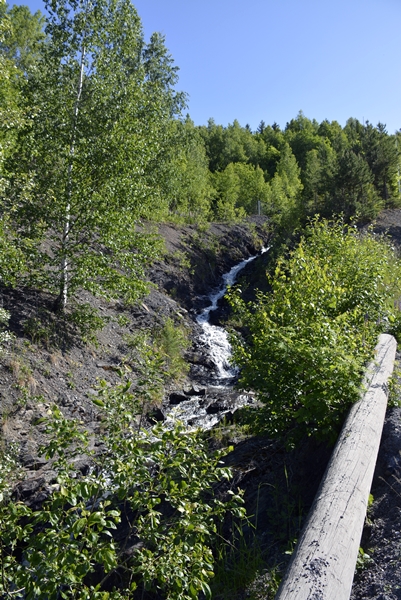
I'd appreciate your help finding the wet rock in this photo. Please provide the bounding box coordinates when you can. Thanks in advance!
[147,407,165,423]
[169,392,189,405]
[206,400,228,414]
[185,351,215,368]
[184,385,206,396]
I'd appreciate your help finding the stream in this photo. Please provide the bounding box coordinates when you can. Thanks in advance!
[164,248,268,430]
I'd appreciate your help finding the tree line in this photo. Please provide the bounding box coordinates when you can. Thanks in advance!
[1,0,401,311]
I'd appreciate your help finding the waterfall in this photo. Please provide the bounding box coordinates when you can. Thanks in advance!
[164,247,269,430]
[196,248,269,379]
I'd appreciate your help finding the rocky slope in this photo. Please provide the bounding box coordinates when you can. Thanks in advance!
[0,217,271,504]
[2,211,401,599]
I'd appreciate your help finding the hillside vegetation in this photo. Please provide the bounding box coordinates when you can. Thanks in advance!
[1,0,401,598]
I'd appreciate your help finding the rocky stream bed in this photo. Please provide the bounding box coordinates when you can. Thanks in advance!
[1,213,401,598]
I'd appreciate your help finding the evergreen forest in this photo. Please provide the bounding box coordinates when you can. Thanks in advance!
[1,0,401,599]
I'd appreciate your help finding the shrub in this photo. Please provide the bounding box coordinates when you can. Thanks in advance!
[0,368,244,598]
[154,318,190,383]
[228,217,401,444]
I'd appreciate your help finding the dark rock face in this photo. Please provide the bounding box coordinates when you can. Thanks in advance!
[150,218,270,312]
[206,401,228,414]
[169,392,189,405]
[147,407,165,423]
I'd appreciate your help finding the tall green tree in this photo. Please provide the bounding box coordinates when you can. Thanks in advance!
[0,10,22,192]
[6,0,182,309]
[331,149,381,220]
[199,119,265,173]
[361,122,400,205]
[211,162,244,221]
[153,117,214,222]
[303,140,337,217]
[284,111,321,173]
[199,119,226,172]
[211,162,269,220]
[267,143,303,230]
[0,9,28,283]
[0,3,46,73]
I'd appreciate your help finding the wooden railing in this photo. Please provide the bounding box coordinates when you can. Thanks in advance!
[275,334,397,600]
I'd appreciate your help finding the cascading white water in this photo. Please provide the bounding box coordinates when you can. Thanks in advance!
[196,248,269,379]
[165,247,269,430]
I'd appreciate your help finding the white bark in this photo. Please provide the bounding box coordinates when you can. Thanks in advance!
[59,44,86,309]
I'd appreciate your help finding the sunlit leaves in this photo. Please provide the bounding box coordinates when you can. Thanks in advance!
[0,350,244,599]
[6,0,181,307]
[229,217,401,443]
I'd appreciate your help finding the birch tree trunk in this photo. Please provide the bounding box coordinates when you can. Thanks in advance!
[57,44,86,311]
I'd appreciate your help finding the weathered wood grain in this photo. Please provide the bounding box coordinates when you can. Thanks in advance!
[275,334,397,600]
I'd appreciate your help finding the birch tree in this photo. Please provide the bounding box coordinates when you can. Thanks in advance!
[7,0,182,309]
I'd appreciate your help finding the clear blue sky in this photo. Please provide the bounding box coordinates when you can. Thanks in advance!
[11,0,401,133]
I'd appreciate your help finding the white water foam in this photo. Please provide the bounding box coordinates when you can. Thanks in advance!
[196,248,269,378]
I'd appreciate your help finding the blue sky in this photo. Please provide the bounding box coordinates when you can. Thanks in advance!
[11,0,401,133]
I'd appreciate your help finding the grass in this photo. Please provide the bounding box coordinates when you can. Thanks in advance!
[212,516,281,600]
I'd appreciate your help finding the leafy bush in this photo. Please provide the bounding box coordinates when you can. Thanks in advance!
[0,367,244,599]
[0,307,12,349]
[125,318,190,386]
[68,302,106,346]
[228,218,401,444]
[154,318,190,383]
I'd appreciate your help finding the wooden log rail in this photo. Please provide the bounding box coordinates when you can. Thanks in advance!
[275,333,397,600]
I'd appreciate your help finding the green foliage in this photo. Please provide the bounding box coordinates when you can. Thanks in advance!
[0,10,26,198]
[198,113,401,226]
[0,443,32,594]
[3,0,179,309]
[387,362,401,408]
[229,218,401,444]
[0,2,46,73]
[125,317,190,386]
[155,117,214,223]
[22,301,106,349]
[211,162,270,220]
[68,302,106,346]
[0,374,244,599]
[199,118,264,174]
[154,317,190,383]
[0,307,12,350]
[211,163,246,222]
[284,111,321,173]
[212,523,268,600]
[267,143,303,235]
[355,547,373,572]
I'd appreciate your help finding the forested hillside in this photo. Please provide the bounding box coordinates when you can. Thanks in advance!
[1,0,400,314]
[1,1,401,599]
